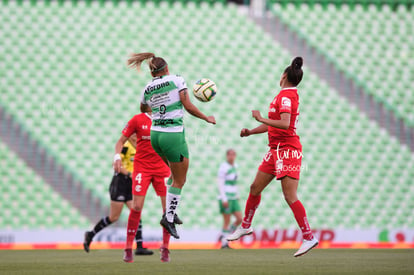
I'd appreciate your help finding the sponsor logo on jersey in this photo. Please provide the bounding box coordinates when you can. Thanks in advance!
[144,81,170,94]
[281,97,291,108]
[153,119,174,126]
[149,92,169,103]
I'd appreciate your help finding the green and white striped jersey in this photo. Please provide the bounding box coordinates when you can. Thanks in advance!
[141,74,187,133]
[217,162,239,201]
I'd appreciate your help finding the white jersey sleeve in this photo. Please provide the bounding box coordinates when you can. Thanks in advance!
[141,86,148,105]
[176,76,187,92]
[217,163,228,202]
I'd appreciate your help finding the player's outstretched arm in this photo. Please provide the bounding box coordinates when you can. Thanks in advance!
[240,123,268,137]
[179,88,216,124]
[252,110,290,130]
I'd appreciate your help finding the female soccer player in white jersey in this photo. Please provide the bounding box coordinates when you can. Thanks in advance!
[227,57,318,257]
[127,52,216,239]
[217,149,242,249]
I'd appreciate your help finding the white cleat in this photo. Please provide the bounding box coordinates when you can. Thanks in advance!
[294,238,319,257]
[226,226,253,241]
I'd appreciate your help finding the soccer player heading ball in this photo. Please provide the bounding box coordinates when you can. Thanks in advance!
[126,52,216,240]
[227,57,319,257]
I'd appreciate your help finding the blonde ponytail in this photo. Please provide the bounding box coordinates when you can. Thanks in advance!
[127,52,155,71]
[127,52,168,74]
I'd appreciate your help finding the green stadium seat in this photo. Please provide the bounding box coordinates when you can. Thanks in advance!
[272,2,414,126]
[0,141,90,229]
[0,0,413,231]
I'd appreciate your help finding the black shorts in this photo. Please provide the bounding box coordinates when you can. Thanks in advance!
[109,174,132,202]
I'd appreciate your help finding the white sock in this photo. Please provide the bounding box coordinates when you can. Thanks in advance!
[166,192,181,223]
[221,230,229,246]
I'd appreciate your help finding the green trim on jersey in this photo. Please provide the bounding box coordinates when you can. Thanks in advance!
[217,162,239,200]
[225,180,237,186]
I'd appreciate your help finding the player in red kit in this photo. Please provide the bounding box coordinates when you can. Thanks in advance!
[227,57,318,257]
[113,109,182,263]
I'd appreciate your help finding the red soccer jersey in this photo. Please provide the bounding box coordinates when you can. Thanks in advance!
[122,113,170,173]
[267,87,302,150]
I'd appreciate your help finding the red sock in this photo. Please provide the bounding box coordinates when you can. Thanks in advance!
[126,209,141,249]
[289,200,313,240]
[162,227,171,248]
[241,193,261,229]
[162,209,170,248]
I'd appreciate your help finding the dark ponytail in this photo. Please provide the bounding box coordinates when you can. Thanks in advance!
[284,56,303,86]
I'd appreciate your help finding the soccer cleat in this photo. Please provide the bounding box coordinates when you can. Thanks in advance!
[135,247,154,256]
[160,246,170,262]
[123,248,133,263]
[294,238,319,257]
[174,213,183,225]
[160,216,179,239]
[226,226,253,241]
[83,231,94,253]
[162,213,183,225]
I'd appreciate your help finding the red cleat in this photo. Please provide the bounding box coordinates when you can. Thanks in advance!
[160,246,170,263]
[123,248,133,263]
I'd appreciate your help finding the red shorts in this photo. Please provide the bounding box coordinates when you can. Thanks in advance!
[132,170,170,197]
[258,146,302,180]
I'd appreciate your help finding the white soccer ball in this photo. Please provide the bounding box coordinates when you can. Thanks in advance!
[192,78,217,102]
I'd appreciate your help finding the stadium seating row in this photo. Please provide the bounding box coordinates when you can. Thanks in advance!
[0,141,90,229]
[271,2,414,126]
[267,0,414,7]
[1,1,413,230]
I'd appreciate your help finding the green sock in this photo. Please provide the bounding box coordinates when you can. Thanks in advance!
[168,186,181,195]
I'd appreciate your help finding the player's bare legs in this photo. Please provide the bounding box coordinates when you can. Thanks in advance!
[109,201,124,222]
[160,196,167,210]
[84,201,123,253]
[232,211,243,230]
[160,157,189,239]
[227,171,274,241]
[220,213,231,248]
[281,176,318,257]
[169,157,189,189]
[123,195,146,263]
[223,213,231,231]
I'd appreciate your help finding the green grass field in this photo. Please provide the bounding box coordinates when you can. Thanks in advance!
[0,249,413,274]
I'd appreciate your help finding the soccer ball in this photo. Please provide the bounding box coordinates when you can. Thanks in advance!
[192,78,217,102]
